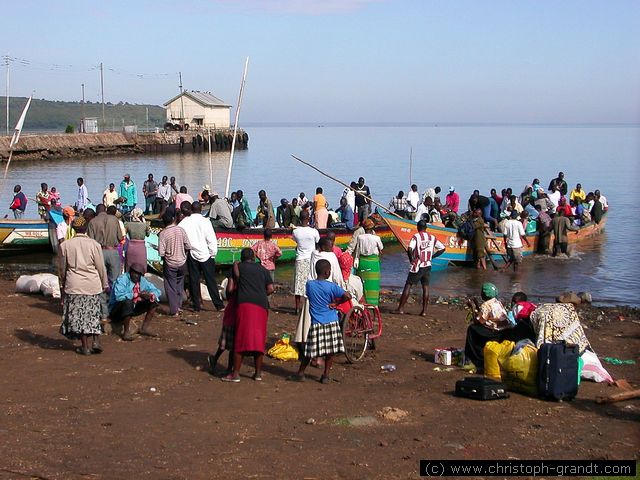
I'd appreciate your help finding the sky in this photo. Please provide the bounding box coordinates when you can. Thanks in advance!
[1,0,639,124]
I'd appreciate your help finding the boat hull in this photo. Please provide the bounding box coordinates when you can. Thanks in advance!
[379,212,607,269]
[146,220,396,268]
[0,219,52,250]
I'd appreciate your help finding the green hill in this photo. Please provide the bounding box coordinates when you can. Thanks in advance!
[0,97,166,132]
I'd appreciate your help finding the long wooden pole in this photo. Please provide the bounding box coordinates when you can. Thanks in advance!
[290,154,404,220]
[409,147,413,186]
[207,127,213,187]
[224,57,249,199]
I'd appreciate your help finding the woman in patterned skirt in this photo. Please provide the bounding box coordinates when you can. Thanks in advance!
[59,217,109,355]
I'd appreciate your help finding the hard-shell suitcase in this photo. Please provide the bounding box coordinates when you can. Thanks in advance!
[455,376,509,401]
[537,341,579,401]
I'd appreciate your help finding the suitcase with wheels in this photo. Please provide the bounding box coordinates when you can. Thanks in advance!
[455,376,509,400]
[537,341,579,401]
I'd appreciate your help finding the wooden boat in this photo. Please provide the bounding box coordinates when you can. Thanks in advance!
[146,214,397,268]
[379,211,607,269]
[0,218,55,251]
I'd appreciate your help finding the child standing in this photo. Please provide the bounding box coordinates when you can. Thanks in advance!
[288,259,351,384]
[251,228,282,281]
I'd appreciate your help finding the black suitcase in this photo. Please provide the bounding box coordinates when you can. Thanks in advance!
[455,376,509,401]
[537,341,579,401]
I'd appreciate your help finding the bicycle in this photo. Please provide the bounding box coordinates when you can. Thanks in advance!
[340,303,383,363]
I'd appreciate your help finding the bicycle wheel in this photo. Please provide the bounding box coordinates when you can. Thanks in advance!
[342,305,369,363]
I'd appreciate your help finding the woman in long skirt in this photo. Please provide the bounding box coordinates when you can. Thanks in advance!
[124,207,150,271]
[59,217,109,355]
[354,219,384,305]
[222,249,275,383]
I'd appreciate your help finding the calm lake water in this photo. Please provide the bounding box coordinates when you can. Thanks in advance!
[1,125,638,306]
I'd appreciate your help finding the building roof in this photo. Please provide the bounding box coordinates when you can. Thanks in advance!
[164,90,231,108]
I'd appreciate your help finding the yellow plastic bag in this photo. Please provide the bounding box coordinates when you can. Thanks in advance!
[483,340,514,380]
[502,344,538,396]
[267,335,299,361]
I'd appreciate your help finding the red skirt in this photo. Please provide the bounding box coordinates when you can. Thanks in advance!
[234,302,268,353]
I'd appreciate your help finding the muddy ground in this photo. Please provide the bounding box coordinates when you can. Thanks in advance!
[0,278,638,479]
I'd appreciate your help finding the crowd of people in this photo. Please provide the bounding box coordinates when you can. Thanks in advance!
[386,171,608,269]
[10,169,608,384]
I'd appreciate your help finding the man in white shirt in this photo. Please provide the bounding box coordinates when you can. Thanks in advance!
[179,201,224,311]
[594,189,608,211]
[292,211,320,314]
[392,219,445,316]
[502,211,530,272]
[157,176,172,214]
[547,185,562,211]
[406,184,420,220]
[103,183,119,207]
[76,177,89,212]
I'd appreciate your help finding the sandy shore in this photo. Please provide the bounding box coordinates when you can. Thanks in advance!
[0,278,638,479]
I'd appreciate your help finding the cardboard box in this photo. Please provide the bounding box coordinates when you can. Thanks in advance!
[434,347,465,366]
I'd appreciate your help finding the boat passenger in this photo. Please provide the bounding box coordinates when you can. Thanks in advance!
[75,178,89,213]
[103,183,118,207]
[313,187,329,229]
[354,177,371,220]
[255,190,275,229]
[209,192,234,229]
[570,183,586,203]
[548,171,568,196]
[406,184,421,219]
[445,186,459,214]
[471,208,488,270]
[389,191,408,218]
[56,206,76,244]
[594,189,608,211]
[276,198,296,228]
[334,197,354,230]
[142,173,158,215]
[174,186,193,211]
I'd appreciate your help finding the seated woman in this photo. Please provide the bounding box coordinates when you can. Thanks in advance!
[503,291,537,343]
[464,283,511,371]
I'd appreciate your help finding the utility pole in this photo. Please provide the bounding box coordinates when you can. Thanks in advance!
[100,62,105,132]
[81,83,85,132]
[5,55,9,136]
[178,71,185,130]
[146,106,149,132]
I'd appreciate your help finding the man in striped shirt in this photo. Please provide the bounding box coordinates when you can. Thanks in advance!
[392,220,445,316]
[158,212,191,318]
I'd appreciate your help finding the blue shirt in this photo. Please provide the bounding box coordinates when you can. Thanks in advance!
[109,272,161,311]
[306,279,345,325]
[524,203,539,219]
[337,205,355,229]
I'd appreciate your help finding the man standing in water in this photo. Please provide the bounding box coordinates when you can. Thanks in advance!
[143,173,158,215]
[9,185,27,219]
[393,220,445,316]
[354,177,371,221]
[502,211,530,272]
[119,174,137,216]
[76,177,89,212]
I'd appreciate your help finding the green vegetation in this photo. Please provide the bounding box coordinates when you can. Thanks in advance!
[0,97,165,132]
[64,125,74,133]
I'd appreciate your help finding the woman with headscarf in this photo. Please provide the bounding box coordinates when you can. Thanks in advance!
[464,282,511,370]
[354,218,383,305]
[56,206,77,244]
[124,207,150,271]
[59,217,109,355]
